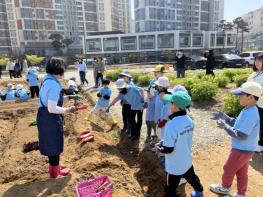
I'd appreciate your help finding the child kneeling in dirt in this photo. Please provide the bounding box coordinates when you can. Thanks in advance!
[15,84,30,101]
[210,81,261,197]
[156,91,204,197]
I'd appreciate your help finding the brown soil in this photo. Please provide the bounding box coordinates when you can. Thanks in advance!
[0,78,262,197]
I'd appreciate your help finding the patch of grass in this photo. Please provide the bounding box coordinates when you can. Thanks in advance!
[108,130,120,138]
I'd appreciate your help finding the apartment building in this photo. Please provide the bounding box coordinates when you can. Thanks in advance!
[242,6,263,34]
[0,0,12,54]
[134,0,224,32]
[3,0,131,55]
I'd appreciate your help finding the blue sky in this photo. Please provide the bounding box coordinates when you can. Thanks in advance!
[131,0,263,21]
[225,0,263,21]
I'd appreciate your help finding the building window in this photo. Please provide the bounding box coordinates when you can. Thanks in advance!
[121,36,137,50]
[227,34,235,46]
[103,38,119,51]
[87,38,101,52]
[139,35,155,49]
[216,34,225,46]
[192,34,203,47]
[179,33,191,47]
[158,34,174,48]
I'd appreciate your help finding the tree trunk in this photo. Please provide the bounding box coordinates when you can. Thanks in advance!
[241,30,244,53]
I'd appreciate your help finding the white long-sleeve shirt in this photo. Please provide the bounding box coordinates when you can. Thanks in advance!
[248,72,263,108]
[76,63,87,72]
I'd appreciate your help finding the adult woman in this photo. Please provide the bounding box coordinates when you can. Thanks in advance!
[37,58,77,178]
[247,54,263,152]
[92,57,99,88]
[95,57,105,87]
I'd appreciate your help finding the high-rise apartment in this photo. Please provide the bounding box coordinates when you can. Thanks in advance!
[242,6,263,34]
[134,0,224,32]
[3,0,131,55]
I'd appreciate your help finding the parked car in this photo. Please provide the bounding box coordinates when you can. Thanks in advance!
[214,54,246,68]
[239,51,263,66]
[185,55,207,70]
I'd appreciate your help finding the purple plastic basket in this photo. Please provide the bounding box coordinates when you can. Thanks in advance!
[76,175,113,197]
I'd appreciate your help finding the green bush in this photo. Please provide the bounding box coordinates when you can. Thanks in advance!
[223,94,243,117]
[233,73,249,87]
[195,71,206,79]
[130,71,141,84]
[213,74,230,88]
[137,74,152,86]
[222,69,252,82]
[170,78,197,93]
[165,73,177,81]
[105,69,123,81]
[201,75,215,82]
[191,81,218,101]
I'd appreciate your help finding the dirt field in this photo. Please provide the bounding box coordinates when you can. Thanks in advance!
[0,78,262,197]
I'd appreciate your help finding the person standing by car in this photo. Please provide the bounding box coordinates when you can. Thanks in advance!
[247,54,263,153]
[174,50,186,78]
[205,50,215,76]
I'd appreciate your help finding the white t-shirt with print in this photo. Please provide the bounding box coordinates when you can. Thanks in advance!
[163,114,194,175]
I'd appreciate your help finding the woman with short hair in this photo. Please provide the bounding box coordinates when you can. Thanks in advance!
[37,58,78,178]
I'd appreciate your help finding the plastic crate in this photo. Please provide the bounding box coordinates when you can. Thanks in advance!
[76,175,113,197]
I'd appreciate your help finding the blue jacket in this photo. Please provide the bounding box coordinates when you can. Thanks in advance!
[5,89,16,100]
[27,70,39,87]
[15,89,29,101]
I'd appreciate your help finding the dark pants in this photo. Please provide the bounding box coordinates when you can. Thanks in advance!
[206,69,215,76]
[258,107,263,146]
[130,109,143,138]
[165,166,203,197]
[9,70,15,79]
[96,73,103,87]
[177,68,185,78]
[122,104,131,132]
[30,86,39,98]
[0,68,2,79]
[15,70,22,78]
[48,155,60,166]
[79,71,88,85]
[146,120,156,137]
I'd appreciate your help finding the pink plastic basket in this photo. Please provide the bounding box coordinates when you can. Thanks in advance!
[76,176,113,197]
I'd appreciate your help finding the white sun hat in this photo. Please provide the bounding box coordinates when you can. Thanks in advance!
[115,79,128,89]
[154,76,169,88]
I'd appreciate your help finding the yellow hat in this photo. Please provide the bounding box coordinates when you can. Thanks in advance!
[153,64,167,73]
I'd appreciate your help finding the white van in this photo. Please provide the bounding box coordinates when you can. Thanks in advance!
[239,51,263,66]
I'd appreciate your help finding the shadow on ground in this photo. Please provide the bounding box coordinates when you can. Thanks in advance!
[3,175,71,197]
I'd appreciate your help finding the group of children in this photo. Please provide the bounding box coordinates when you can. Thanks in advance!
[89,64,261,197]
[0,66,40,102]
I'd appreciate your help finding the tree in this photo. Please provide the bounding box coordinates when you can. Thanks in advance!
[240,21,250,53]
[49,33,64,52]
[161,50,174,62]
[26,55,44,65]
[233,17,243,49]
[62,38,73,48]
[217,20,234,49]
[0,57,10,69]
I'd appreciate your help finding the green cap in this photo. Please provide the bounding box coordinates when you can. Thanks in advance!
[164,91,192,110]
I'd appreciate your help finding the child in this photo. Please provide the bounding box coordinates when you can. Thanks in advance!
[2,83,16,101]
[91,79,112,115]
[64,77,79,95]
[156,91,204,197]
[15,84,30,101]
[145,88,157,141]
[210,81,262,197]
[27,67,39,98]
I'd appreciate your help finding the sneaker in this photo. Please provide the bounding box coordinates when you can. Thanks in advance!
[210,184,230,195]
[256,145,263,153]
[179,178,187,186]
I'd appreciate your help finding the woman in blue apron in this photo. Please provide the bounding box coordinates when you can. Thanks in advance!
[37,58,77,179]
